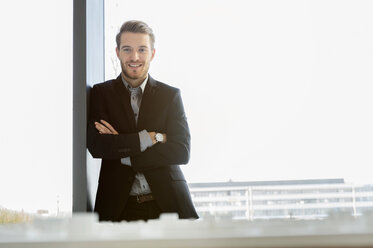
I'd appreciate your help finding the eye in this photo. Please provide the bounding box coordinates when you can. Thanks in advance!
[122,47,132,53]
[138,48,147,53]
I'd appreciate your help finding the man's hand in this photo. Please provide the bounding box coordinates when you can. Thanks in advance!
[148,132,167,144]
[95,120,119,135]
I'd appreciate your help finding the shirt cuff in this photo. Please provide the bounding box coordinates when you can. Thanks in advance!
[121,157,131,166]
[139,129,153,152]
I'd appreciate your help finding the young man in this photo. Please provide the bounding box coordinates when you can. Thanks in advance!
[87,20,198,222]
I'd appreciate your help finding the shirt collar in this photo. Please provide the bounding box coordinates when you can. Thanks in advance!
[121,74,148,93]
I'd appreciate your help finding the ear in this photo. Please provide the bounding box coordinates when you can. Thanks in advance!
[150,48,156,61]
[115,47,120,58]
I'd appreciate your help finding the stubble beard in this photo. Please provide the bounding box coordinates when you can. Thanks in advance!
[121,62,149,87]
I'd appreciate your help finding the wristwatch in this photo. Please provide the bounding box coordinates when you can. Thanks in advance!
[155,133,164,143]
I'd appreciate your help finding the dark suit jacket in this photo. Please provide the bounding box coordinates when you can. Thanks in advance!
[87,74,198,221]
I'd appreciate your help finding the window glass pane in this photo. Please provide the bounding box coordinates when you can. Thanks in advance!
[0,0,73,217]
[105,0,373,219]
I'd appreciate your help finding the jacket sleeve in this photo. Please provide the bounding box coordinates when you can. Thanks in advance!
[131,89,191,171]
[87,84,141,159]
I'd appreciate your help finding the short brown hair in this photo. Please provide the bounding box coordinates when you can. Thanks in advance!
[116,20,155,50]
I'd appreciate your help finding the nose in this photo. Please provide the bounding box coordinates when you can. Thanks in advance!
[130,51,140,61]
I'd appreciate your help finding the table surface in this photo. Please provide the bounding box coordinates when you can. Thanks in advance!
[1,213,373,248]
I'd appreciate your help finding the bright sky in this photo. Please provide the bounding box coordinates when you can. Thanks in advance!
[0,0,372,214]
[105,0,373,184]
[0,0,72,213]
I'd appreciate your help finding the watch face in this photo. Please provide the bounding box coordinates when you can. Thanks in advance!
[156,133,163,142]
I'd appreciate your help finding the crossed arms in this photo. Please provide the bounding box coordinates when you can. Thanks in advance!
[94,119,166,145]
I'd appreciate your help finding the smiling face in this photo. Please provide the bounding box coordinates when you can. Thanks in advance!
[116,32,155,88]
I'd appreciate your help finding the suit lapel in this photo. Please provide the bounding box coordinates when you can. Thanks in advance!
[138,75,158,130]
[112,75,137,131]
